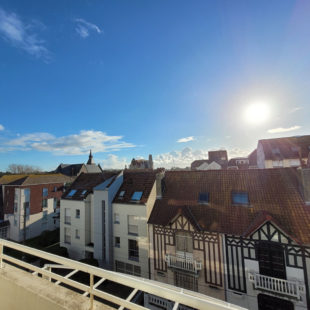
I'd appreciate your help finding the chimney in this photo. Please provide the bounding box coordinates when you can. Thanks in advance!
[156,170,165,199]
[298,168,310,204]
[149,154,153,170]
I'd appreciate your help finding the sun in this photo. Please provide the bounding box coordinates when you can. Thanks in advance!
[243,101,270,125]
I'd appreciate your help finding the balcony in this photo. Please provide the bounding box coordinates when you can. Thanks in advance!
[165,253,202,274]
[249,272,305,300]
[0,239,245,310]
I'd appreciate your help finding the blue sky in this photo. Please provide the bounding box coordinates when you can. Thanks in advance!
[0,0,309,170]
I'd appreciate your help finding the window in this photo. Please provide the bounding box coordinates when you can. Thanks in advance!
[76,209,80,218]
[131,191,143,201]
[290,159,300,167]
[128,239,139,261]
[64,227,71,244]
[128,215,138,235]
[42,211,48,223]
[14,202,18,213]
[43,188,48,197]
[42,199,48,209]
[119,190,125,198]
[67,189,77,197]
[198,192,209,204]
[232,192,249,205]
[257,241,286,279]
[115,260,141,277]
[174,271,198,292]
[53,198,57,209]
[75,229,80,239]
[24,202,30,218]
[114,213,120,224]
[81,190,87,196]
[272,160,283,168]
[175,232,193,253]
[65,208,71,224]
[14,216,17,226]
[54,186,58,192]
[115,236,120,247]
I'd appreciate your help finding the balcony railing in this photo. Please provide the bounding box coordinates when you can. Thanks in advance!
[248,272,305,299]
[0,239,245,310]
[165,253,202,273]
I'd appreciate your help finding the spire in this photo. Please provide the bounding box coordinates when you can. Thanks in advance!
[87,149,94,165]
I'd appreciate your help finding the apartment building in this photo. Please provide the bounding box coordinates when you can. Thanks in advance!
[148,169,310,310]
[112,170,157,279]
[1,174,72,242]
[257,135,310,169]
[60,171,122,261]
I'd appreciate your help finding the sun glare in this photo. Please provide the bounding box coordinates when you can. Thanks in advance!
[243,102,270,125]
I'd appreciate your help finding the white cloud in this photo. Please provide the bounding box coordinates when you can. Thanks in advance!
[0,124,4,131]
[177,136,195,143]
[0,7,49,59]
[75,18,102,38]
[267,126,301,134]
[2,130,134,155]
[100,154,129,169]
[289,107,302,113]
[153,147,249,169]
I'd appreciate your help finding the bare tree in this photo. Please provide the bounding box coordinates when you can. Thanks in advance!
[7,164,42,174]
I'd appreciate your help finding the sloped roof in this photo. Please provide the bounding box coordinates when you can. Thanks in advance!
[113,170,156,204]
[63,171,119,200]
[148,169,310,244]
[85,164,102,173]
[259,135,310,160]
[0,174,73,186]
[55,164,84,176]
[248,149,257,166]
[191,160,210,170]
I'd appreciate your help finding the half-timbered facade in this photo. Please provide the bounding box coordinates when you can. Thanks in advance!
[148,168,310,310]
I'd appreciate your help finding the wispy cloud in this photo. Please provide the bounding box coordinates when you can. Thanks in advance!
[177,136,195,143]
[267,126,301,134]
[289,107,302,114]
[0,124,4,131]
[75,18,102,38]
[1,130,134,155]
[0,7,49,59]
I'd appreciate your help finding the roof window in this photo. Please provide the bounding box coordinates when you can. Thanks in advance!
[198,192,209,204]
[131,191,143,201]
[81,190,87,196]
[232,192,249,205]
[67,189,77,197]
[119,190,125,198]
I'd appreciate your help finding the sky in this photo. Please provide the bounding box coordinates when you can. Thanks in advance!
[0,0,310,171]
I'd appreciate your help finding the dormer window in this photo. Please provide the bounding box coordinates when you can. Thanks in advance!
[131,191,143,201]
[198,192,209,204]
[119,191,125,198]
[232,192,249,205]
[67,189,77,198]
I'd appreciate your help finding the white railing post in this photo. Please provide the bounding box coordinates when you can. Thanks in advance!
[0,242,3,268]
[89,273,94,310]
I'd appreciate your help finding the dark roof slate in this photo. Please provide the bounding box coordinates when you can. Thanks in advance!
[148,169,310,244]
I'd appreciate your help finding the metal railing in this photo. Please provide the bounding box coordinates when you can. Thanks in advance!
[0,239,246,310]
[165,253,202,274]
[248,272,305,299]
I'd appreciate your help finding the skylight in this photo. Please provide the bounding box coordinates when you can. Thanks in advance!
[119,190,125,198]
[67,189,77,197]
[131,191,143,201]
[198,192,209,204]
[81,190,87,195]
[232,192,249,205]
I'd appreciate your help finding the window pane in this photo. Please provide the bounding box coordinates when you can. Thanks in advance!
[198,192,209,203]
[232,192,249,205]
[131,191,143,201]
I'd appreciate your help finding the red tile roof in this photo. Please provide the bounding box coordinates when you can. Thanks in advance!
[259,135,310,161]
[148,169,310,244]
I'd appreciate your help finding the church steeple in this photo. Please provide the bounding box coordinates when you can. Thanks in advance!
[87,149,94,165]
